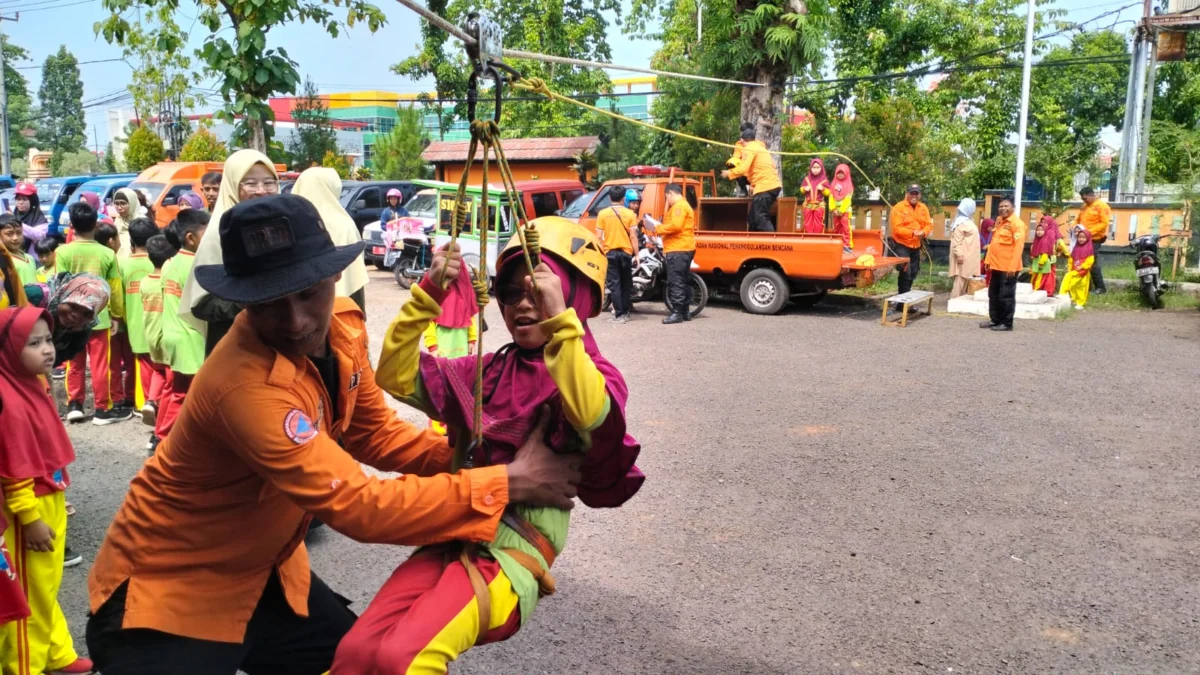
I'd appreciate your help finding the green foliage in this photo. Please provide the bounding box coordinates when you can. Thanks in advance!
[352,165,372,180]
[97,0,386,151]
[568,150,598,186]
[125,125,166,172]
[178,127,229,162]
[395,0,617,138]
[288,78,340,170]
[10,158,27,180]
[321,150,350,179]
[54,150,102,176]
[594,112,653,183]
[37,47,86,160]
[103,143,120,173]
[370,107,429,180]
[3,37,37,159]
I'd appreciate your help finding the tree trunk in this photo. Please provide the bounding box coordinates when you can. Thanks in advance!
[247,118,267,153]
[741,66,786,184]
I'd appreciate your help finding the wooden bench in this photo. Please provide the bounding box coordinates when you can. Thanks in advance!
[881,290,934,327]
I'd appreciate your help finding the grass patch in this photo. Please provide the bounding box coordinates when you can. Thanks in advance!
[834,264,952,298]
[1084,287,1198,311]
[1101,259,1200,284]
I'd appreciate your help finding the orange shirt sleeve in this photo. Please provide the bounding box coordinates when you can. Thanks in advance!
[216,382,507,546]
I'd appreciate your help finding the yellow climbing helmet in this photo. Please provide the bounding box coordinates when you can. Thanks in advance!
[497,216,608,317]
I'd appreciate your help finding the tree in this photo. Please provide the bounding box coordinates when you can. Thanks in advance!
[125,125,166,171]
[321,150,350,179]
[568,149,598,186]
[97,0,386,152]
[178,126,229,162]
[38,47,86,171]
[371,107,428,180]
[3,36,37,160]
[56,150,102,176]
[395,0,618,138]
[288,78,339,170]
[103,143,120,173]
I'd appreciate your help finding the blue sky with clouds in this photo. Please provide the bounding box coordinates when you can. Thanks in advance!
[4,0,1145,147]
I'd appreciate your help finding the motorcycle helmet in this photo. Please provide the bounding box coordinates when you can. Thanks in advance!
[623,189,640,209]
[497,216,607,318]
[386,188,403,201]
[15,182,35,197]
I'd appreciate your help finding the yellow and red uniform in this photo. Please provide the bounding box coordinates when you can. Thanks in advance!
[88,297,509,645]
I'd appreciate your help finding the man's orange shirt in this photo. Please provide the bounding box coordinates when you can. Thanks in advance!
[657,199,696,254]
[88,297,508,644]
[984,214,1027,273]
[1077,199,1112,243]
[596,205,637,255]
[889,200,933,249]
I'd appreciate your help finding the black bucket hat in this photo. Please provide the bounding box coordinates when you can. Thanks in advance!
[194,194,364,305]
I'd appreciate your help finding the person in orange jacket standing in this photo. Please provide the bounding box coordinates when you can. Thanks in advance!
[657,183,696,324]
[889,184,933,294]
[981,195,1027,332]
[722,126,782,232]
[85,194,582,674]
[1075,186,1111,294]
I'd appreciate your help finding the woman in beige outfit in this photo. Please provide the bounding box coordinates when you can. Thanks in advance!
[948,197,981,298]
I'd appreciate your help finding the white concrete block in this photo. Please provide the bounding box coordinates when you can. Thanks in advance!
[947,292,1071,320]
[947,296,989,316]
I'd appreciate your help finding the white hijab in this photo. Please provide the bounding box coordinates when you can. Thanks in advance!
[949,197,976,233]
[291,167,369,299]
[113,187,147,257]
[178,149,277,330]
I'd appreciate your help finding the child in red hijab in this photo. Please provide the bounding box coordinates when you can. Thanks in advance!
[0,307,92,674]
[1028,215,1062,294]
[1059,224,1095,309]
[336,217,643,674]
[800,158,829,234]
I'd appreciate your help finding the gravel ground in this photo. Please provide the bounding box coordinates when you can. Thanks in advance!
[55,271,1200,674]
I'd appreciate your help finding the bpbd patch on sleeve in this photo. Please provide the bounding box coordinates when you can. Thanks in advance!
[284,409,319,444]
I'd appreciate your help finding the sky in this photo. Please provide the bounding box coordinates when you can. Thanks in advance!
[3,0,1146,148]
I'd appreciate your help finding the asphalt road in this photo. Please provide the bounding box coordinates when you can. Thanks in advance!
[55,271,1200,673]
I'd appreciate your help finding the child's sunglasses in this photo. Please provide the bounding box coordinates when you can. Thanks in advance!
[495,283,535,307]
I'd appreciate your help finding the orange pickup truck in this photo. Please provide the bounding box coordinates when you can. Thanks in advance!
[579,167,905,314]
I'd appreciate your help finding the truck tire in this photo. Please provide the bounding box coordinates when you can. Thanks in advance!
[740,268,789,315]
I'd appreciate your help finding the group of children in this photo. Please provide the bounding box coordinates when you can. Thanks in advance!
[1028,216,1097,309]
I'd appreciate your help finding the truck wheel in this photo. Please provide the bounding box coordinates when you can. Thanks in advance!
[393,258,416,289]
[687,272,709,318]
[740,268,789,315]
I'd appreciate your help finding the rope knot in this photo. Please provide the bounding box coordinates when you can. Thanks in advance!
[523,224,541,267]
[472,270,490,308]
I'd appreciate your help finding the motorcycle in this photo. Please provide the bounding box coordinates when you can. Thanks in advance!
[384,217,436,290]
[602,233,709,318]
[1130,233,1169,309]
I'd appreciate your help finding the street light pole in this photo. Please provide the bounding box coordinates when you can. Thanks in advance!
[1012,0,1037,219]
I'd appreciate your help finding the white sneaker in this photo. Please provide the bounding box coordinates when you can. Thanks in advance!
[65,402,85,422]
[1074,304,1084,310]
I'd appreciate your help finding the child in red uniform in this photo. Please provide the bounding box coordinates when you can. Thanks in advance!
[0,307,93,674]
[334,218,644,674]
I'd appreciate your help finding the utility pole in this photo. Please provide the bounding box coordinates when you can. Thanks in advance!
[1115,27,1143,203]
[1012,0,1036,218]
[0,13,18,178]
[1134,27,1158,201]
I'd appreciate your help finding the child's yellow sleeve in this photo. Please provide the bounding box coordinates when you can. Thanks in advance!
[377,284,443,400]
[468,315,478,344]
[422,320,438,350]
[1,478,40,525]
[541,308,611,433]
[1079,254,1094,272]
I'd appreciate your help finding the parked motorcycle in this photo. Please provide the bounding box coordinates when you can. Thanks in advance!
[1130,233,1169,309]
[602,234,709,318]
[384,217,436,289]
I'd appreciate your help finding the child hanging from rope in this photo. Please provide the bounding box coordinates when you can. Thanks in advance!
[334,216,644,674]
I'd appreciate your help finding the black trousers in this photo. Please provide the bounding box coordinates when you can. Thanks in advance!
[665,251,695,316]
[891,241,920,294]
[1090,246,1106,292]
[988,271,1018,327]
[606,250,634,317]
[86,572,357,675]
[749,188,780,232]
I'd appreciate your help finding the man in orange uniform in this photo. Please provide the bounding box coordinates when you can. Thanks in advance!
[981,195,1027,332]
[657,183,696,324]
[85,195,580,674]
[596,187,640,323]
[889,184,933,294]
[1076,186,1111,294]
[722,126,783,232]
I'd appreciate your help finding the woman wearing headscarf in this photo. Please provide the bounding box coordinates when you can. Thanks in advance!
[13,183,47,253]
[25,272,111,367]
[178,149,279,354]
[291,167,369,310]
[78,192,114,228]
[799,158,828,234]
[948,198,981,298]
[176,192,205,212]
[111,187,148,257]
[1029,214,1064,294]
[826,163,854,249]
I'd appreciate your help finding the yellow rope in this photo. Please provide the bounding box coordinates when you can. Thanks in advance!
[511,77,893,207]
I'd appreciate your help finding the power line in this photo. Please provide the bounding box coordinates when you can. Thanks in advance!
[14,58,125,70]
[3,0,95,12]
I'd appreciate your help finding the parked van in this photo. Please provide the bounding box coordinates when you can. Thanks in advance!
[37,175,136,236]
[128,162,225,227]
[59,175,137,229]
